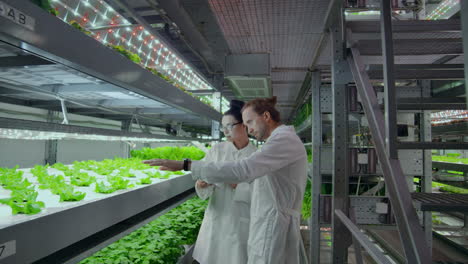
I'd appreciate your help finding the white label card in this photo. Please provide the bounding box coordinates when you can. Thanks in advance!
[0,240,16,260]
[0,1,35,31]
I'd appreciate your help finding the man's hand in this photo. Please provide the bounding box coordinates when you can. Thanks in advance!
[142,159,183,171]
[196,180,212,189]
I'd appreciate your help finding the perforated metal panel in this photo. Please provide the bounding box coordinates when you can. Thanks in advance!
[376,149,423,175]
[350,196,389,225]
[320,146,333,174]
[320,86,332,113]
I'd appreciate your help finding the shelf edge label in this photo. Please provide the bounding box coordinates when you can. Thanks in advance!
[0,240,16,260]
[0,1,35,31]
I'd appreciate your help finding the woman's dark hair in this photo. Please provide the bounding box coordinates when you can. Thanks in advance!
[224,100,245,122]
[242,96,281,122]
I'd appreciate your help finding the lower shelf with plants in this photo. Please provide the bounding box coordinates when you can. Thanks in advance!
[80,197,207,264]
[0,158,197,264]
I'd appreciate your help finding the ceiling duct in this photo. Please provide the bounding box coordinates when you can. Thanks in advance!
[225,54,271,100]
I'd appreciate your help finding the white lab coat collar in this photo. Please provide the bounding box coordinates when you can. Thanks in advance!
[266,124,290,141]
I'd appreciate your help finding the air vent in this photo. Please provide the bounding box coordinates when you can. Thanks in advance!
[226,76,271,100]
[225,54,271,100]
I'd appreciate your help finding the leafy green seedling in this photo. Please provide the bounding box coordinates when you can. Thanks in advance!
[139,176,152,185]
[119,167,136,178]
[71,172,96,187]
[95,182,116,194]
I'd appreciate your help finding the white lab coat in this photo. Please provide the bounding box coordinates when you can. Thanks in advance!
[192,141,257,264]
[192,125,308,264]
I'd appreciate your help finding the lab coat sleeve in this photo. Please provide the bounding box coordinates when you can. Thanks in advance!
[195,184,215,200]
[194,145,216,199]
[191,132,305,184]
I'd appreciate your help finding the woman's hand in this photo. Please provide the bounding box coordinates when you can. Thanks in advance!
[196,180,212,189]
[142,159,183,171]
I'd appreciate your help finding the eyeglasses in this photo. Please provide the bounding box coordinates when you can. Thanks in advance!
[219,122,241,132]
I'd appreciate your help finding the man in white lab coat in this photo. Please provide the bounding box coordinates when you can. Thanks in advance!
[144,96,308,264]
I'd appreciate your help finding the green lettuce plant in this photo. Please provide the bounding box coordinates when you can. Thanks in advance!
[139,176,152,185]
[70,172,96,187]
[95,182,116,194]
[79,198,207,264]
[131,146,205,161]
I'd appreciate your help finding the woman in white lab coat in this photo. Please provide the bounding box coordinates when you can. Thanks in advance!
[192,100,256,264]
[144,97,308,264]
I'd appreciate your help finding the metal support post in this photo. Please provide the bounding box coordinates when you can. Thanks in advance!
[348,47,431,264]
[142,125,152,148]
[331,13,353,262]
[420,80,433,256]
[44,110,58,165]
[310,71,322,264]
[211,91,221,140]
[335,210,392,264]
[461,0,468,107]
[349,207,363,264]
[381,0,398,159]
[121,120,132,158]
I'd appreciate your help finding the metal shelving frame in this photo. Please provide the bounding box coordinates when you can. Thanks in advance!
[0,0,222,132]
[303,1,468,263]
[0,1,220,262]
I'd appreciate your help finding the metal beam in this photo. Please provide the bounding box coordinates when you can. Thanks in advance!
[331,15,352,262]
[121,120,132,158]
[397,142,468,150]
[432,161,468,173]
[358,38,463,56]
[0,116,201,141]
[310,71,322,264]
[334,210,392,264]
[44,111,58,165]
[349,208,363,264]
[432,122,468,136]
[381,0,397,159]
[367,69,465,80]
[347,19,461,33]
[28,99,165,108]
[420,80,433,258]
[187,89,215,95]
[462,0,468,108]
[70,107,181,115]
[0,55,54,67]
[55,83,117,93]
[348,47,431,263]
[271,67,309,72]
[368,64,464,70]
[395,97,467,110]
[0,87,34,96]
[433,83,466,97]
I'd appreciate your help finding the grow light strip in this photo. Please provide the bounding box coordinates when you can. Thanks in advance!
[426,0,460,20]
[51,0,212,92]
[431,110,468,125]
[0,128,196,142]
